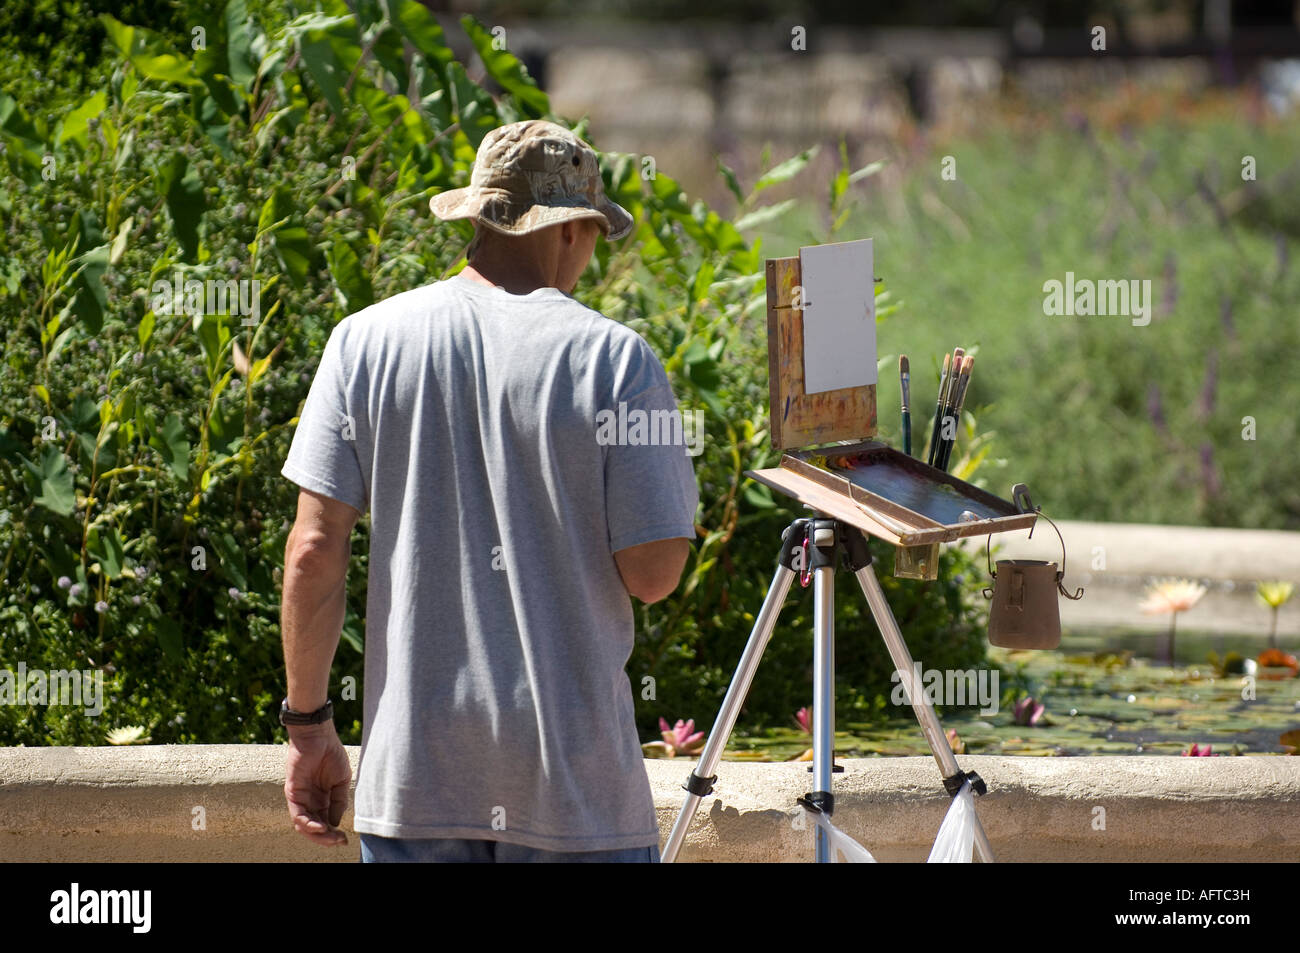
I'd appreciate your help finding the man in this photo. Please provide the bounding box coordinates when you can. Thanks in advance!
[278,120,699,863]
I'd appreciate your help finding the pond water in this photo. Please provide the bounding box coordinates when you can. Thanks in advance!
[720,630,1300,760]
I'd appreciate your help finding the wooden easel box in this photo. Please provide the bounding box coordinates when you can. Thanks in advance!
[746,254,1037,547]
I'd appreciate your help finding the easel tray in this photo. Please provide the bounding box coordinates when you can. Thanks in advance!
[747,440,1037,546]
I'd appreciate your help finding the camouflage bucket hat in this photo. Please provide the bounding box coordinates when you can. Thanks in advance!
[429,120,634,241]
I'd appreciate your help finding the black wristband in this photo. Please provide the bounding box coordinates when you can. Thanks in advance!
[279,698,333,726]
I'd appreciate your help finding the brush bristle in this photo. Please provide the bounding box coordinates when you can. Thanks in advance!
[899,355,909,374]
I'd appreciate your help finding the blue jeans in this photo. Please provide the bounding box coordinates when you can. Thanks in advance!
[360,833,660,863]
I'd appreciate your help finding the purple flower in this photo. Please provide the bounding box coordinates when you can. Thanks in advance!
[69,583,83,599]
[94,601,108,613]
[57,576,71,589]
[131,595,142,606]
[228,587,241,600]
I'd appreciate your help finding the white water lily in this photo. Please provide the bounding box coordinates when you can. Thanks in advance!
[1139,578,1207,615]
[106,725,151,745]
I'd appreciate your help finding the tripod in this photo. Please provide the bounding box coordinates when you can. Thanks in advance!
[661,514,995,863]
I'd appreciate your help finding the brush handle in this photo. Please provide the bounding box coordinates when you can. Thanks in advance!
[937,418,955,471]
[926,402,946,467]
[902,410,911,456]
[935,403,957,471]
[939,362,973,471]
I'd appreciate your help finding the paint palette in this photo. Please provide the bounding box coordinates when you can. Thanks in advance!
[748,443,1036,546]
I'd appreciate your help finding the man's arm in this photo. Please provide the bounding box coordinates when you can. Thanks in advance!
[282,488,359,710]
[614,537,690,604]
[280,487,359,846]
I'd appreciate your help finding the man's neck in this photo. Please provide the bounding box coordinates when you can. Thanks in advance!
[460,261,555,296]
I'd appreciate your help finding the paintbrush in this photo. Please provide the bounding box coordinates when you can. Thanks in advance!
[925,353,951,467]
[938,355,974,471]
[899,355,912,456]
[936,356,970,471]
[931,347,964,466]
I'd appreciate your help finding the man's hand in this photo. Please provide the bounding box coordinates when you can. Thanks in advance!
[284,721,352,846]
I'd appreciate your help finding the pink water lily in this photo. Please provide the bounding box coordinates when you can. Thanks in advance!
[659,717,706,756]
[794,706,813,735]
[1013,696,1045,727]
[1182,743,1217,756]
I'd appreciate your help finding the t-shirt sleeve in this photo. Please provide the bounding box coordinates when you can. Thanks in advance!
[603,338,700,553]
[281,321,369,515]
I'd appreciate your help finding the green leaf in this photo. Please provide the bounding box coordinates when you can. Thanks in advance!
[154,154,205,262]
[391,0,454,73]
[683,338,722,392]
[460,16,549,118]
[87,525,126,579]
[148,412,189,481]
[255,186,315,286]
[70,245,109,335]
[369,25,411,94]
[137,309,156,349]
[327,240,374,313]
[68,209,108,334]
[154,614,184,662]
[58,92,108,148]
[27,445,76,516]
[849,160,886,183]
[273,225,313,287]
[716,158,746,206]
[754,146,819,193]
[341,608,364,654]
[298,30,346,118]
[445,61,498,148]
[734,199,797,231]
[210,529,249,590]
[109,216,132,266]
[100,14,199,87]
[224,0,258,89]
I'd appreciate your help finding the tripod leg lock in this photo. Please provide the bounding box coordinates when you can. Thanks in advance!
[683,772,717,798]
[942,769,987,797]
[798,791,834,816]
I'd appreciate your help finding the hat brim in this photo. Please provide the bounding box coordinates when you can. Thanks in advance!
[430,188,634,242]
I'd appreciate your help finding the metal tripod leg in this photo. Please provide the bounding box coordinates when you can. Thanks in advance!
[854,562,996,863]
[811,563,835,863]
[660,561,797,863]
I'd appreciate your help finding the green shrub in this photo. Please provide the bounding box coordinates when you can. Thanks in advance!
[0,0,994,747]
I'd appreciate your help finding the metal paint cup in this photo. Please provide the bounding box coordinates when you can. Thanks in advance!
[894,542,939,580]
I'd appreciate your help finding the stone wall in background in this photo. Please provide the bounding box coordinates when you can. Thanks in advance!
[453,20,1246,209]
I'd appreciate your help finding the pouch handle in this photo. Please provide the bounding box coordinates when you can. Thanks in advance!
[985,498,1085,601]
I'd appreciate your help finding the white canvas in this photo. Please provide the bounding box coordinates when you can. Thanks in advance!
[799,239,876,395]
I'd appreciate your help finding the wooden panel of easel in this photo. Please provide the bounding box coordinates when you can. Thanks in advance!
[766,256,877,451]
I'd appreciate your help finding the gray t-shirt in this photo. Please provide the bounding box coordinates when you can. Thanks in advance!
[281,273,699,851]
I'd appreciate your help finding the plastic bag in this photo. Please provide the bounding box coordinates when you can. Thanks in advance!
[926,780,976,863]
[807,808,877,863]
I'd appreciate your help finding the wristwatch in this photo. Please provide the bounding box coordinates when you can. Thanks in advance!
[279,697,334,726]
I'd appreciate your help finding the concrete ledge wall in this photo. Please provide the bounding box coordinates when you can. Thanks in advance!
[3,746,1298,862]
